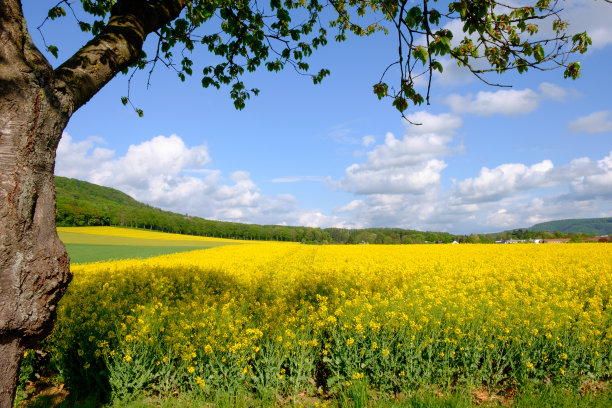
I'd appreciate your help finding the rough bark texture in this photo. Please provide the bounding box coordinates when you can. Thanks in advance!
[0,1,187,407]
[0,338,24,407]
[0,2,71,407]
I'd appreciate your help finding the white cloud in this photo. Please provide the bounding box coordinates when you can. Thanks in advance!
[568,111,612,134]
[402,111,463,134]
[55,133,341,228]
[453,160,556,203]
[56,133,612,235]
[334,199,364,213]
[329,125,359,144]
[561,0,612,50]
[446,83,566,116]
[335,149,612,234]
[338,112,461,195]
[570,151,612,199]
[538,82,568,102]
[447,89,538,116]
[362,135,376,147]
[55,134,115,178]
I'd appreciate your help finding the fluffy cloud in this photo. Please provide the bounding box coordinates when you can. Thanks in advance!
[335,150,612,234]
[55,133,343,228]
[362,135,376,147]
[453,160,557,204]
[568,111,612,134]
[338,112,461,195]
[570,152,612,199]
[446,83,567,116]
[451,154,612,205]
[56,133,612,235]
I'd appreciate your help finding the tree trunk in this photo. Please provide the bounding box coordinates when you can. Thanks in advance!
[0,86,71,408]
[0,2,72,407]
[0,1,188,405]
[0,338,25,407]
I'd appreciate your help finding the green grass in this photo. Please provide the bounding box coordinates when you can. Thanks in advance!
[18,385,612,408]
[58,229,233,263]
[57,230,232,247]
[64,244,215,264]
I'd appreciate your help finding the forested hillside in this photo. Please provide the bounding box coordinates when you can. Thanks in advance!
[57,177,607,244]
[55,177,459,244]
[529,218,612,235]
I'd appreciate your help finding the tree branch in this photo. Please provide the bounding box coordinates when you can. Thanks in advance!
[0,0,55,97]
[53,0,187,114]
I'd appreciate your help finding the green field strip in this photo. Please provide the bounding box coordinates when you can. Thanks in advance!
[65,244,212,264]
[58,231,231,247]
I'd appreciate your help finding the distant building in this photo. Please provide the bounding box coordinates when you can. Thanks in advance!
[582,236,611,243]
[541,238,571,243]
[496,239,527,244]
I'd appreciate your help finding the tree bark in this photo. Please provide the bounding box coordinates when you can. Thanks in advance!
[0,338,24,408]
[0,1,187,406]
[1,2,72,407]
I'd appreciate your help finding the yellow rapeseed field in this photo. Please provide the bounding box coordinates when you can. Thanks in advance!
[57,226,243,243]
[45,242,612,399]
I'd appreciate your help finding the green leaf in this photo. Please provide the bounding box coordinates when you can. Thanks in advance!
[533,44,544,62]
[404,7,422,28]
[413,46,429,65]
[392,96,408,112]
[372,83,388,100]
[48,7,66,20]
[47,45,59,58]
[121,97,128,106]
[136,109,144,118]
[563,61,581,80]
[78,22,91,32]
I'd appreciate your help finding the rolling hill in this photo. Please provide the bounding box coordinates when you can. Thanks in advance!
[56,177,608,243]
[54,176,459,244]
[528,218,612,235]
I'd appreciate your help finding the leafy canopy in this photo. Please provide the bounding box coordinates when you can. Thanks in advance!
[42,0,592,115]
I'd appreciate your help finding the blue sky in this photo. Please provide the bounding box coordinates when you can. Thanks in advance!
[25,1,612,234]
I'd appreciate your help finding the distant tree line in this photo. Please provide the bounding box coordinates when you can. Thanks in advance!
[465,229,599,243]
[56,177,603,244]
[55,177,465,244]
